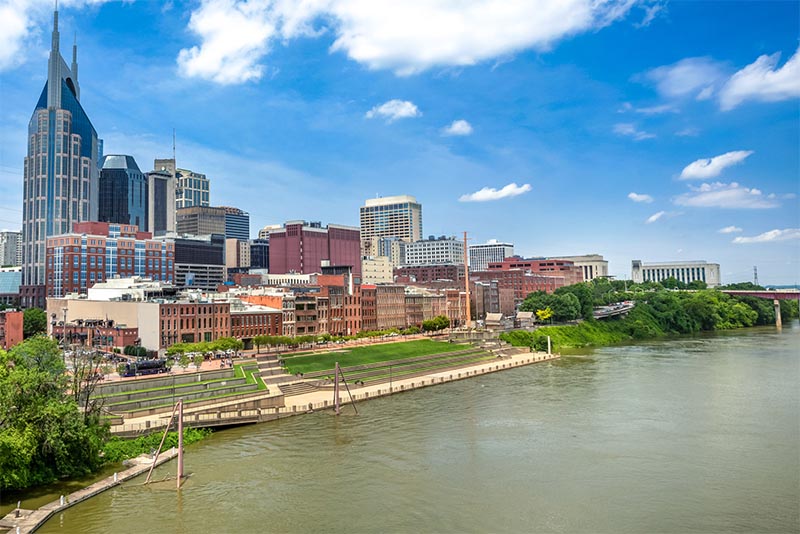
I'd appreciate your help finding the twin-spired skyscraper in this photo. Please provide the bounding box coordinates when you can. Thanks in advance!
[21,8,99,302]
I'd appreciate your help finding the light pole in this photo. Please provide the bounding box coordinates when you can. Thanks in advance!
[389,364,392,391]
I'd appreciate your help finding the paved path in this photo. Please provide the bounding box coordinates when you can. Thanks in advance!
[0,449,179,534]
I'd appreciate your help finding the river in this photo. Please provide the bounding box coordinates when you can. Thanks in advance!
[29,324,800,533]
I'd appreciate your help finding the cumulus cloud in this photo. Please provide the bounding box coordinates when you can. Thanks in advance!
[459,182,531,202]
[718,226,743,234]
[680,150,753,180]
[442,119,473,136]
[614,123,655,141]
[365,99,421,122]
[674,182,781,209]
[732,228,800,244]
[718,46,800,110]
[176,0,641,83]
[642,56,728,100]
[628,192,654,203]
[645,211,666,224]
[0,0,115,72]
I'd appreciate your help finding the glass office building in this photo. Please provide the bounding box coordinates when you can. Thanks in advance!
[99,155,147,230]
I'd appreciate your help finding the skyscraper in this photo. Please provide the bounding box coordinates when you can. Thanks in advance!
[221,206,250,240]
[98,155,147,230]
[146,168,177,236]
[154,158,211,210]
[21,9,99,307]
[359,195,422,256]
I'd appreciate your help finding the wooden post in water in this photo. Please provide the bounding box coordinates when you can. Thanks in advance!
[177,399,184,490]
[334,362,340,415]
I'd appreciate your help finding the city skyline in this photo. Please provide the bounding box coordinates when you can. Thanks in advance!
[0,1,798,283]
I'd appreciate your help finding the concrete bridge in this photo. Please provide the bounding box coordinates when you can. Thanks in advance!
[593,301,635,320]
[719,289,799,327]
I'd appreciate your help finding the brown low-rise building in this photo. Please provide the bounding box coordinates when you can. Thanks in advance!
[0,310,24,349]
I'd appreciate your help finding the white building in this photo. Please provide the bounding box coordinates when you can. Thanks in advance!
[404,236,464,266]
[631,260,721,287]
[548,254,609,281]
[469,239,514,271]
[362,256,393,284]
[257,224,282,240]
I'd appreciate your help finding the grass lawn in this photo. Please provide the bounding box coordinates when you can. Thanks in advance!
[283,339,470,374]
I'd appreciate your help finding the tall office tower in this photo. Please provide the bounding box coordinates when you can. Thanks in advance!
[154,158,210,209]
[0,232,22,267]
[146,169,177,236]
[359,195,422,256]
[468,239,514,272]
[98,155,147,230]
[221,206,250,240]
[176,206,226,236]
[21,9,100,306]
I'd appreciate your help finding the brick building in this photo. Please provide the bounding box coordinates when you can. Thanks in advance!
[0,310,24,349]
[486,257,583,286]
[269,221,361,277]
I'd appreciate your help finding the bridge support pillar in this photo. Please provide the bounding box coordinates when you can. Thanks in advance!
[774,299,782,328]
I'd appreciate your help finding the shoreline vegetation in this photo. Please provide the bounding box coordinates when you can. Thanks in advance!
[501,281,798,352]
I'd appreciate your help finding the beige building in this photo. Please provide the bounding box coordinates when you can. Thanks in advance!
[360,195,422,256]
[362,256,393,284]
[225,239,251,270]
[547,254,609,281]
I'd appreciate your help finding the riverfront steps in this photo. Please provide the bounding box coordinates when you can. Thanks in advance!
[0,449,179,534]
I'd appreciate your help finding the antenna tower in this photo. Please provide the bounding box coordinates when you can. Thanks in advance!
[753,266,759,286]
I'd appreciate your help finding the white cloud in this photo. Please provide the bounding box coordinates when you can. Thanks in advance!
[732,228,800,244]
[442,119,473,136]
[628,192,654,203]
[613,123,655,141]
[459,182,531,202]
[0,0,116,72]
[674,182,781,209]
[679,150,753,180]
[642,57,727,99]
[176,0,640,83]
[718,226,742,234]
[635,104,677,115]
[635,2,665,28]
[645,211,665,224]
[718,46,800,110]
[365,99,421,122]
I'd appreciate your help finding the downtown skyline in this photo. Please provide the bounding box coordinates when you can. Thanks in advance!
[0,0,798,284]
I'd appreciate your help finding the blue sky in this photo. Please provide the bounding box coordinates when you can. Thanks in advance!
[0,0,798,283]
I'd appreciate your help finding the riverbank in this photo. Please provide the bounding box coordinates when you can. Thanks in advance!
[0,448,179,534]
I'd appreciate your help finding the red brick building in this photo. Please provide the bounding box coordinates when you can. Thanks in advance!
[394,264,464,284]
[0,310,24,349]
[471,269,565,304]
[486,257,583,286]
[268,221,361,277]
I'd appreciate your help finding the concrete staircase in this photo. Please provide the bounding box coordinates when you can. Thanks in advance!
[278,382,319,397]
[256,354,298,385]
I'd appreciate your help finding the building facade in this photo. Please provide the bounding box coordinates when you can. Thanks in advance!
[0,232,22,267]
[176,206,226,236]
[487,257,584,286]
[22,10,100,302]
[631,260,721,287]
[172,234,226,290]
[360,195,422,256]
[268,221,361,276]
[547,254,609,281]
[469,240,514,272]
[222,206,250,240]
[98,155,147,230]
[0,311,24,350]
[362,256,393,284]
[249,239,269,270]
[146,169,177,236]
[45,222,175,298]
[404,236,464,266]
[394,264,464,283]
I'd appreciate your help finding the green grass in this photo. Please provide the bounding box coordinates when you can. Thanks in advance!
[283,340,470,374]
[235,364,267,391]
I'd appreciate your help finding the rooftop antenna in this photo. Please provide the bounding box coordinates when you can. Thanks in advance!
[753,266,759,286]
[172,128,177,170]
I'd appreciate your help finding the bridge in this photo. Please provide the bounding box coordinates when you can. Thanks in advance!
[719,289,799,327]
[593,301,635,320]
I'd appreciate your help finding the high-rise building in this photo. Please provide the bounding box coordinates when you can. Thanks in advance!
[154,158,210,209]
[171,234,226,290]
[469,239,514,271]
[269,220,361,276]
[249,239,269,270]
[0,232,22,267]
[146,169,177,236]
[176,206,226,236]
[359,195,422,256]
[98,155,147,230]
[21,9,100,306]
[221,206,250,240]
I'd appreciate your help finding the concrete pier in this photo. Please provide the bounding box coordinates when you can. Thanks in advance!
[0,448,179,534]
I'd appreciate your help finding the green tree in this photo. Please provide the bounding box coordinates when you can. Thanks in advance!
[535,307,553,323]
[193,353,205,370]
[23,308,47,338]
[555,283,595,320]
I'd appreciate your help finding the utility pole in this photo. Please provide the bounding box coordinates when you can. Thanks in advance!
[463,231,471,329]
